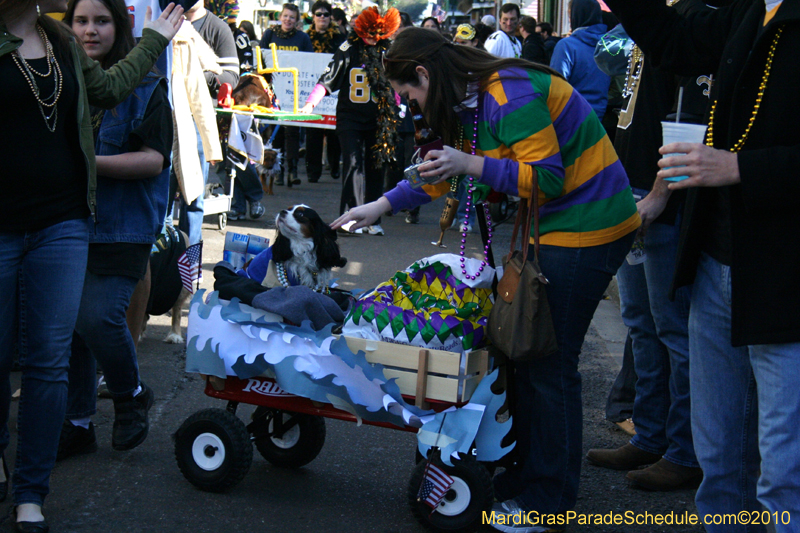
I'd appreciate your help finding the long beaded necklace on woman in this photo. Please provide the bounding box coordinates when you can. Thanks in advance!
[705,26,783,152]
[11,24,63,133]
[451,105,493,281]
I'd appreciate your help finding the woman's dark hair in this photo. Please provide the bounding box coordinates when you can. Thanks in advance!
[239,20,258,41]
[310,0,332,16]
[64,0,135,69]
[384,27,560,145]
[420,17,440,31]
[331,7,347,25]
[398,11,413,29]
[473,22,492,49]
[281,3,300,17]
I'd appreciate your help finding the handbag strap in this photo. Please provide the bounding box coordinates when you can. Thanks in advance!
[507,168,540,264]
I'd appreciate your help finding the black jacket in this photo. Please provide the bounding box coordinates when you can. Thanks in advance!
[606,0,800,346]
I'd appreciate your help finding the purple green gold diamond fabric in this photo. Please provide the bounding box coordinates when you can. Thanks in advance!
[344,257,493,352]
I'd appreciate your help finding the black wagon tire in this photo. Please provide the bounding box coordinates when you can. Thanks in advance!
[408,453,494,533]
[251,409,326,468]
[174,408,253,492]
[489,195,509,222]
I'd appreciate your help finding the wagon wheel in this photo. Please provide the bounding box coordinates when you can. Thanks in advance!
[489,194,509,222]
[408,452,494,533]
[218,212,227,230]
[174,408,253,492]
[249,407,326,468]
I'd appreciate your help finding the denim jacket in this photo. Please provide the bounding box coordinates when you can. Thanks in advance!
[91,74,170,244]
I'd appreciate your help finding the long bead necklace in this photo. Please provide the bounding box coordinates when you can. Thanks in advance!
[275,262,330,295]
[11,24,63,132]
[457,105,493,281]
[705,26,783,152]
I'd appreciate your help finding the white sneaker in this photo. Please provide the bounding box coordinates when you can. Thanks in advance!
[355,224,384,236]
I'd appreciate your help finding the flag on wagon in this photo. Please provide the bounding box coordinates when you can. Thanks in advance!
[178,242,203,293]
[417,463,454,509]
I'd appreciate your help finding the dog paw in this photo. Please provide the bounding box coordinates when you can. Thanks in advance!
[163,332,184,344]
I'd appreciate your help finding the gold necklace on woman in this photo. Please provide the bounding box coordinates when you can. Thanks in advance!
[705,26,783,152]
[11,24,63,133]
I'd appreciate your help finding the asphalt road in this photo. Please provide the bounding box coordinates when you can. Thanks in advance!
[4,167,704,532]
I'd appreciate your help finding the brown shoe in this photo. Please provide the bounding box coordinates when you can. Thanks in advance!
[586,443,662,471]
[615,418,636,436]
[626,458,703,491]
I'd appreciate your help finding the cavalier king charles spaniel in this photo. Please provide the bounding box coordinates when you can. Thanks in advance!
[239,205,347,292]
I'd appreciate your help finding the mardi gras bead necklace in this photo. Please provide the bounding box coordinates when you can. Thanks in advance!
[12,25,63,132]
[275,262,331,294]
[455,105,493,281]
[705,26,783,152]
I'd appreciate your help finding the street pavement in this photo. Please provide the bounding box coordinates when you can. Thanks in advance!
[4,166,703,532]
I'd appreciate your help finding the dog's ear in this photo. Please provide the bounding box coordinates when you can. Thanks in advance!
[316,236,346,271]
[271,232,293,263]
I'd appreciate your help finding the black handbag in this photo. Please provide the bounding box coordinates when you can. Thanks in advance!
[487,171,558,361]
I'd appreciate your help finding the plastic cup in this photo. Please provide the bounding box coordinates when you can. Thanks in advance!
[660,122,708,182]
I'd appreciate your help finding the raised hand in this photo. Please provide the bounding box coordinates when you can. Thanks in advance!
[144,2,185,42]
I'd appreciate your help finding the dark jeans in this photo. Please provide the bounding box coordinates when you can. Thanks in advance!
[605,332,636,422]
[67,271,142,418]
[231,162,264,214]
[337,128,384,222]
[493,231,635,513]
[0,218,89,506]
[305,127,340,180]
[274,125,299,172]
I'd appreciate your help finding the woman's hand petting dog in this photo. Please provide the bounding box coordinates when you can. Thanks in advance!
[331,197,392,232]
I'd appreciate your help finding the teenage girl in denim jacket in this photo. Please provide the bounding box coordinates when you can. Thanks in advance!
[59,0,174,467]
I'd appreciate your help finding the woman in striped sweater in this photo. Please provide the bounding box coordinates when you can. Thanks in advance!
[333,27,640,531]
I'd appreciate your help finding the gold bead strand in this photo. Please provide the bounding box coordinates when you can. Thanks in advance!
[705,26,783,152]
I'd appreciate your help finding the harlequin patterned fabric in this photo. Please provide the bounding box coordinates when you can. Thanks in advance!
[344,257,493,353]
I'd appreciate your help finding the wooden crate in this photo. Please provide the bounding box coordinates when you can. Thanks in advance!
[341,336,490,408]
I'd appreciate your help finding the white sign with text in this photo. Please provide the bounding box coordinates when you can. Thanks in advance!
[263,50,338,130]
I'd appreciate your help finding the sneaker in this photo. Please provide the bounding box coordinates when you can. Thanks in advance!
[330,171,339,180]
[486,499,555,532]
[227,210,246,221]
[249,202,265,219]
[287,171,301,186]
[97,374,113,399]
[355,224,384,236]
[405,212,419,224]
[57,421,98,461]
[112,382,154,451]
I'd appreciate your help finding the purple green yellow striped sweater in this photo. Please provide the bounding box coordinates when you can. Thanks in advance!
[384,67,641,247]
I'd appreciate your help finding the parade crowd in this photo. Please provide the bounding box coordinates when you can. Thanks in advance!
[1,0,798,532]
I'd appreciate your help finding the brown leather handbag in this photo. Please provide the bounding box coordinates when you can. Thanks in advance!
[487,171,558,361]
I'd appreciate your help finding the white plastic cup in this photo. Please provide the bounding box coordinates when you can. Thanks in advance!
[660,122,708,182]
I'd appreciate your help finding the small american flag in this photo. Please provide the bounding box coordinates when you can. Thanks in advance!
[417,463,454,509]
[177,242,203,293]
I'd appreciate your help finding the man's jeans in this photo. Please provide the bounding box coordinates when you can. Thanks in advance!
[0,218,89,506]
[67,271,141,418]
[691,253,800,533]
[616,217,697,466]
[605,332,636,423]
[231,162,264,215]
[493,231,635,513]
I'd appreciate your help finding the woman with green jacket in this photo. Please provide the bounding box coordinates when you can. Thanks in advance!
[0,1,182,530]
